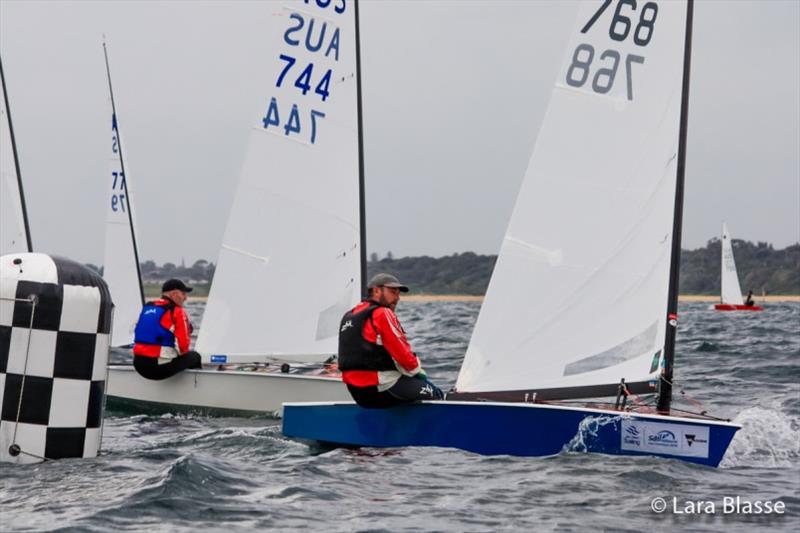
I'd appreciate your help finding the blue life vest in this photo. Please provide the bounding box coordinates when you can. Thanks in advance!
[134,302,175,347]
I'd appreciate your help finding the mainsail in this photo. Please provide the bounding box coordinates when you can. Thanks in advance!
[720,222,744,305]
[0,55,32,255]
[457,1,690,399]
[101,42,144,347]
[197,0,364,364]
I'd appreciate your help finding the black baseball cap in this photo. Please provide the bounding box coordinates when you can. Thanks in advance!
[161,279,193,293]
[367,273,409,292]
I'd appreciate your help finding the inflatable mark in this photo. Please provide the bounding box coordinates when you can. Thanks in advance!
[0,253,113,464]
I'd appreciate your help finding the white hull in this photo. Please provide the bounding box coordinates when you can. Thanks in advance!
[106,365,351,417]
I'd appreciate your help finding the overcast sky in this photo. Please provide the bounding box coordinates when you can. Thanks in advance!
[1,0,798,265]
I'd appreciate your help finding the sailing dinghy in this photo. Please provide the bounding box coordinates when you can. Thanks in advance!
[106,0,365,415]
[714,222,762,311]
[0,55,33,255]
[101,41,146,346]
[283,0,741,467]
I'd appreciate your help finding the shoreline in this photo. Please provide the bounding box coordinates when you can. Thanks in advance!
[187,294,800,303]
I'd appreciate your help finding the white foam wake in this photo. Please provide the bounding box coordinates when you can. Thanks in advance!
[721,405,800,468]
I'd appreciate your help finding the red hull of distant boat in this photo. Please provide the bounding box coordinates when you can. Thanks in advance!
[714,304,763,311]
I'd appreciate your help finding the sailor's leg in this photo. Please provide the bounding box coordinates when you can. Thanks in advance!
[387,375,444,401]
[346,384,407,408]
[133,352,202,380]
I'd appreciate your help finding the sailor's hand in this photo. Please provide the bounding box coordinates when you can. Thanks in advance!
[416,368,428,380]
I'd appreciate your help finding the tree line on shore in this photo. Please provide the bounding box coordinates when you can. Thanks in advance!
[88,239,799,296]
[368,241,799,295]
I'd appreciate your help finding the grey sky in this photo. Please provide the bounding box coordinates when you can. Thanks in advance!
[1,0,798,265]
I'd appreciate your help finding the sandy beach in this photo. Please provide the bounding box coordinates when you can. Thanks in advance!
[677,295,800,303]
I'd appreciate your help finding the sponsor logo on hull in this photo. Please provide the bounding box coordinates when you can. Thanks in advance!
[621,419,710,458]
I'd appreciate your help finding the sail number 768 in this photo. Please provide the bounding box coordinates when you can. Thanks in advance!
[566,45,643,101]
[566,0,659,101]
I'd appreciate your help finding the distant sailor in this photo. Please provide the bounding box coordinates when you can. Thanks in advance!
[744,290,755,307]
[133,278,202,380]
[338,273,444,407]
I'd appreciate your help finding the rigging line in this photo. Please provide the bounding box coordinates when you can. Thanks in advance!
[621,383,650,409]
[11,296,36,447]
[678,390,707,414]
[665,405,730,422]
[0,54,33,251]
[8,443,49,462]
[659,375,706,409]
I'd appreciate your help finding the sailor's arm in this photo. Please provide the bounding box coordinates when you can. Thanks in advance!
[372,307,422,375]
[172,306,192,354]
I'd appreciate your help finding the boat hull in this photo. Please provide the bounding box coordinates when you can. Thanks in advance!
[106,365,351,417]
[282,401,740,467]
[714,304,763,311]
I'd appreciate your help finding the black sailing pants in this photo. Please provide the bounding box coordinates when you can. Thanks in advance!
[347,375,444,408]
[134,352,202,380]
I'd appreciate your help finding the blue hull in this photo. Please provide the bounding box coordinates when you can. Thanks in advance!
[282,401,740,467]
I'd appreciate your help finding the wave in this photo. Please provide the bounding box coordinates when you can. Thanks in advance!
[721,405,800,468]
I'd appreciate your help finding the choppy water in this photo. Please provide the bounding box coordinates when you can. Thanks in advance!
[2,302,798,531]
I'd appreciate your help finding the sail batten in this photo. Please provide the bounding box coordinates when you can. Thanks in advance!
[457,1,689,396]
[197,0,362,364]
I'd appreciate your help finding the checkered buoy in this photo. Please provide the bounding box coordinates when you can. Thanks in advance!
[0,253,113,464]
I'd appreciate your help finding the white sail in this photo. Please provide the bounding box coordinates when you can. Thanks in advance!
[458,1,689,395]
[197,0,362,364]
[720,222,744,305]
[102,44,143,347]
[0,57,31,255]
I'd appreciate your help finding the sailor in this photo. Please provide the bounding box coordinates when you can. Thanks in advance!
[338,273,444,408]
[132,278,202,380]
[744,290,755,306]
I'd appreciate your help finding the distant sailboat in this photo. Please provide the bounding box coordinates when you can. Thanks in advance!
[101,41,145,346]
[284,0,741,467]
[714,222,762,311]
[106,0,365,414]
[0,55,33,255]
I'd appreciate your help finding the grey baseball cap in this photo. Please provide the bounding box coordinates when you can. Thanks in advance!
[367,273,409,292]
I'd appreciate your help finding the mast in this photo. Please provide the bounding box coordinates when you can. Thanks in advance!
[102,40,145,305]
[353,0,368,299]
[657,0,694,413]
[0,54,33,252]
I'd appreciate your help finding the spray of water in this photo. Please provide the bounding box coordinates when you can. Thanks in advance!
[721,405,800,468]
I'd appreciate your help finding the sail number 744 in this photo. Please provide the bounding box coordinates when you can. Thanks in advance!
[262,97,325,144]
[566,0,659,101]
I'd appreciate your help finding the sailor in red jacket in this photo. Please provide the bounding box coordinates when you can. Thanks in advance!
[133,278,202,380]
[338,273,444,408]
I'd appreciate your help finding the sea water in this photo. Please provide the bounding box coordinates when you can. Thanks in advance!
[1,302,798,531]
